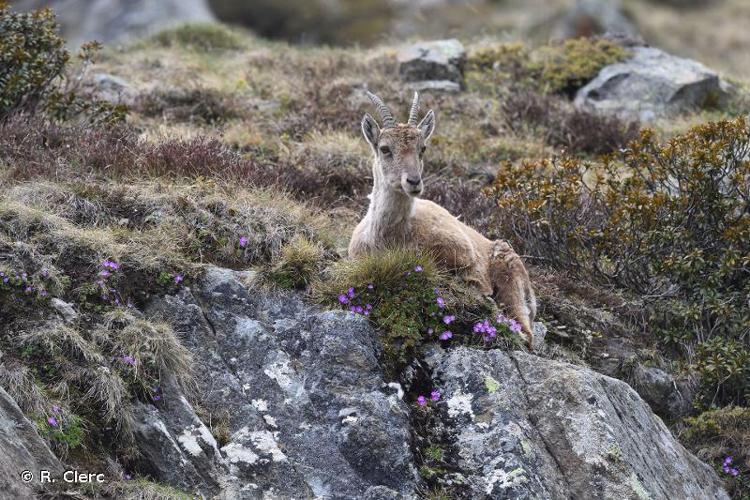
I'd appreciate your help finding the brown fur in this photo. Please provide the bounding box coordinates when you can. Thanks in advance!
[350,120,537,349]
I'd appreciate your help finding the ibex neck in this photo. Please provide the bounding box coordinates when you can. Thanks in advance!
[364,183,415,248]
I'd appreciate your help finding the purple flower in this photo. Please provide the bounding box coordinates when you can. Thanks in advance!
[730,468,739,477]
[124,473,132,481]
[102,259,120,270]
[41,268,49,278]
[40,290,48,297]
[239,236,249,248]
[174,273,184,284]
[443,315,455,325]
[508,319,522,333]
[365,304,373,310]
[367,283,374,289]
[347,287,355,298]
[436,297,445,309]
[52,405,61,414]
[724,457,733,465]
[338,294,349,305]
[430,390,441,401]
[152,387,163,402]
[417,396,427,406]
[47,416,58,427]
[121,355,137,366]
[414,265,423,272]
[474,319,497,340]
[427,328,434,334]
[99,270,111,278]
[434,288,441,296]
[439,331,453,341]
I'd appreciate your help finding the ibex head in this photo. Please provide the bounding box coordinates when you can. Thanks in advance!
[362,91,435,197]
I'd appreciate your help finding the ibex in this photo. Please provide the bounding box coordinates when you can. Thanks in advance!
[349,91,537,349]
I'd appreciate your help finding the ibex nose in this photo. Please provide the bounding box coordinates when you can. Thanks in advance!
[406,176,421,186]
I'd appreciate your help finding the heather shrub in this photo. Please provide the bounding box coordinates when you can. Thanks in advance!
[680,407,750,498]
[487,118,750,406]
[135,87,238,125]
[0,4,125,123]
[500,88,640,155]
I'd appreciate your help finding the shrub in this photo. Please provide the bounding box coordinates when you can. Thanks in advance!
[147,23,247,51]
[500,87,640,155]
[0,4,125,123]
[487,117,750,406]
[314,249,518,374]
[135,87,238,125]
[680,407,750,498]
[530,38,628,97]
[263,236,326,289]
[467,38,628,97]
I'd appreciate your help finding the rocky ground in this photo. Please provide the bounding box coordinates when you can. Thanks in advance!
[1,3,749,499]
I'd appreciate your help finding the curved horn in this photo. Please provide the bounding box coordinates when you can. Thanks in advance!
[366,91,395,128]
[407,91,420,125]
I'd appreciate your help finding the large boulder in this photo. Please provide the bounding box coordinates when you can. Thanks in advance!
[136,266,727,498]
[14,0,215,46]
[575,46,727,121]
[398,39,466,91]
[145,267,418,498]
[0,387,64,499]
[425,346,729,500]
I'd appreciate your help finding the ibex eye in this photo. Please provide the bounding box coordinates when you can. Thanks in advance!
[379,146,391,155]
[420,145,427,155]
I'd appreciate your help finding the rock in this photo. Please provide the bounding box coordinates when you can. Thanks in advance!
[0,388,64,499]
[575,46,727,121]
[135,265,726,498]
[91,73,138,106]
[552,0,637,39]
[14,0,215,46]
[630,364,696,420]
[50,298,77,324]
[144,266,418,498]
[405,80,461,93]
[131,374,226,495]
[425,346,729,500]
[398,39,466,88]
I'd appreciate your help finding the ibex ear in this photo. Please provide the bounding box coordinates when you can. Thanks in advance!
[418,110,435,141]
[361,113,380,148]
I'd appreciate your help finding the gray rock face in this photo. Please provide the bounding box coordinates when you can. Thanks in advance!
[0,388,63,499]
[398,39,466,89]
[425,346,728,500]
[629,364,696,420]
[129,266,727,498]
[575,46,726,121]
[145,266,417,499]
[15,0,215,46]
[552,0,636,39]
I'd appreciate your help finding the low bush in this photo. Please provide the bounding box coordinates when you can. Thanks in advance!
[147,23,247,51]
[487,117,750,406]
[263,236,326,289]
[680,406,750,498]
[135,87,238,125]
[500,87,640,155]
[0,3,125,123]
[467,37,628,97]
